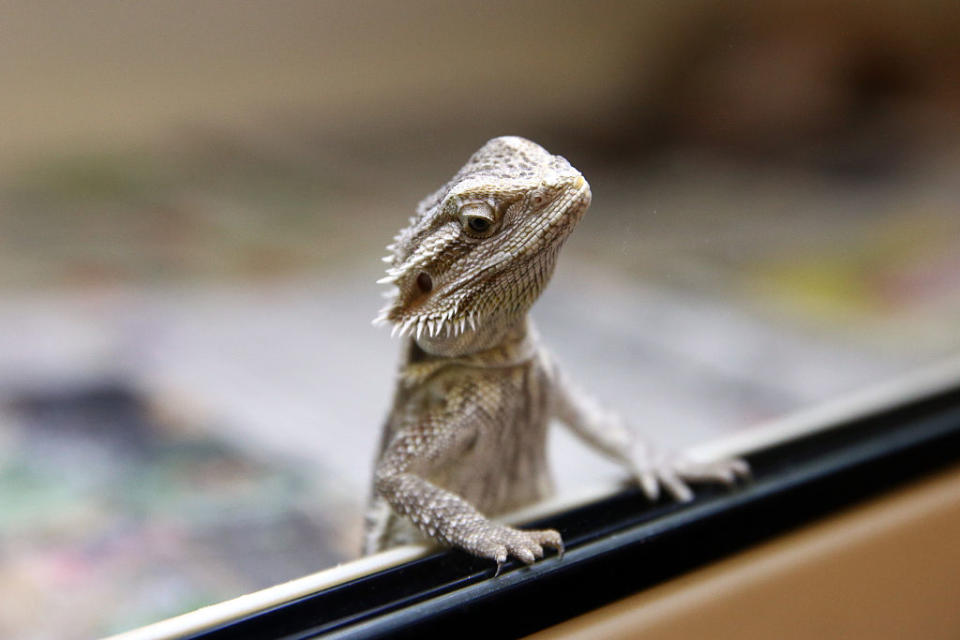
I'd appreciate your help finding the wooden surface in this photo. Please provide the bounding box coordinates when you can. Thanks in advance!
[532,463,960,640]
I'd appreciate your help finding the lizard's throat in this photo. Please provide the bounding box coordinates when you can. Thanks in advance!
[379,247,559,355]
[414,313,530,357]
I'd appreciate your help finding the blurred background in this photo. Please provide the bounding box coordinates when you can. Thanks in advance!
[1,1,959,637]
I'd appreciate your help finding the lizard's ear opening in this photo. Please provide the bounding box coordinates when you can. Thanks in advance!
[416,272,433,294]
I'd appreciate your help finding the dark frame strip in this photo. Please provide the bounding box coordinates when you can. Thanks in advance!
[191,382,960,640]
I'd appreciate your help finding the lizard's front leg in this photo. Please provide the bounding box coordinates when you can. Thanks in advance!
[547,355,750,502]
[374,412,563,571]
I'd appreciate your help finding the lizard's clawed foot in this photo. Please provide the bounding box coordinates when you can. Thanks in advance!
[632,455,751,503]
[470,523,564,575]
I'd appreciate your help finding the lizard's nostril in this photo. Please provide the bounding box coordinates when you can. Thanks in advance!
[416,272,433,293]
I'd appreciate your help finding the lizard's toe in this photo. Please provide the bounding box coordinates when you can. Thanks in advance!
[477,525,565,569]
[516,536,545,561]
[676,458,751,485]
[512,545,537,565]
[632,454,751,504]
[505,529,543,565]
[659,469,695,502]
[730,458,751,478]
[530,528,563,551]
[481,542,508,566]
[635,470,661,501]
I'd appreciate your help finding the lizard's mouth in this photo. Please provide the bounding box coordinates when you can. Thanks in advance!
[374,265,487,340]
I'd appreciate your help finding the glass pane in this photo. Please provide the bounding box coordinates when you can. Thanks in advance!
[1,3,958,638]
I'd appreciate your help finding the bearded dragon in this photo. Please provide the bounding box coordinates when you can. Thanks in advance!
[364,136,748,570]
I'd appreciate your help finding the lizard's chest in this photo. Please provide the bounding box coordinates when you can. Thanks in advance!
[397,362,554,513]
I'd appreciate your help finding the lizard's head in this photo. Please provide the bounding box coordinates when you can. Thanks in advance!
[374,136,591,355]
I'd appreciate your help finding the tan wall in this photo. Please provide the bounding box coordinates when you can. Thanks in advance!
[4,0,957,168]
[0,1,695,166]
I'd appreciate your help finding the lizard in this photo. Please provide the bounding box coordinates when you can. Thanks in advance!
[364,136,749,570]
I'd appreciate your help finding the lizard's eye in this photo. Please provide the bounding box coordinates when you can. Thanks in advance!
[467,216,491,233]
[459,202,497,237]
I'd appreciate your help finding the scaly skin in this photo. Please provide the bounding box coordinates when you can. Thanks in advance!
[364,136,748,569]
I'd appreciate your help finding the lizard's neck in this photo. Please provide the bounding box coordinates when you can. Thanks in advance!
[401,315,537,376]
[399,318,537,388]
[412,311,532,358]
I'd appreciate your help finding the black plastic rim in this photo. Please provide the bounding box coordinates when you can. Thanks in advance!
[189,382,960,640]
